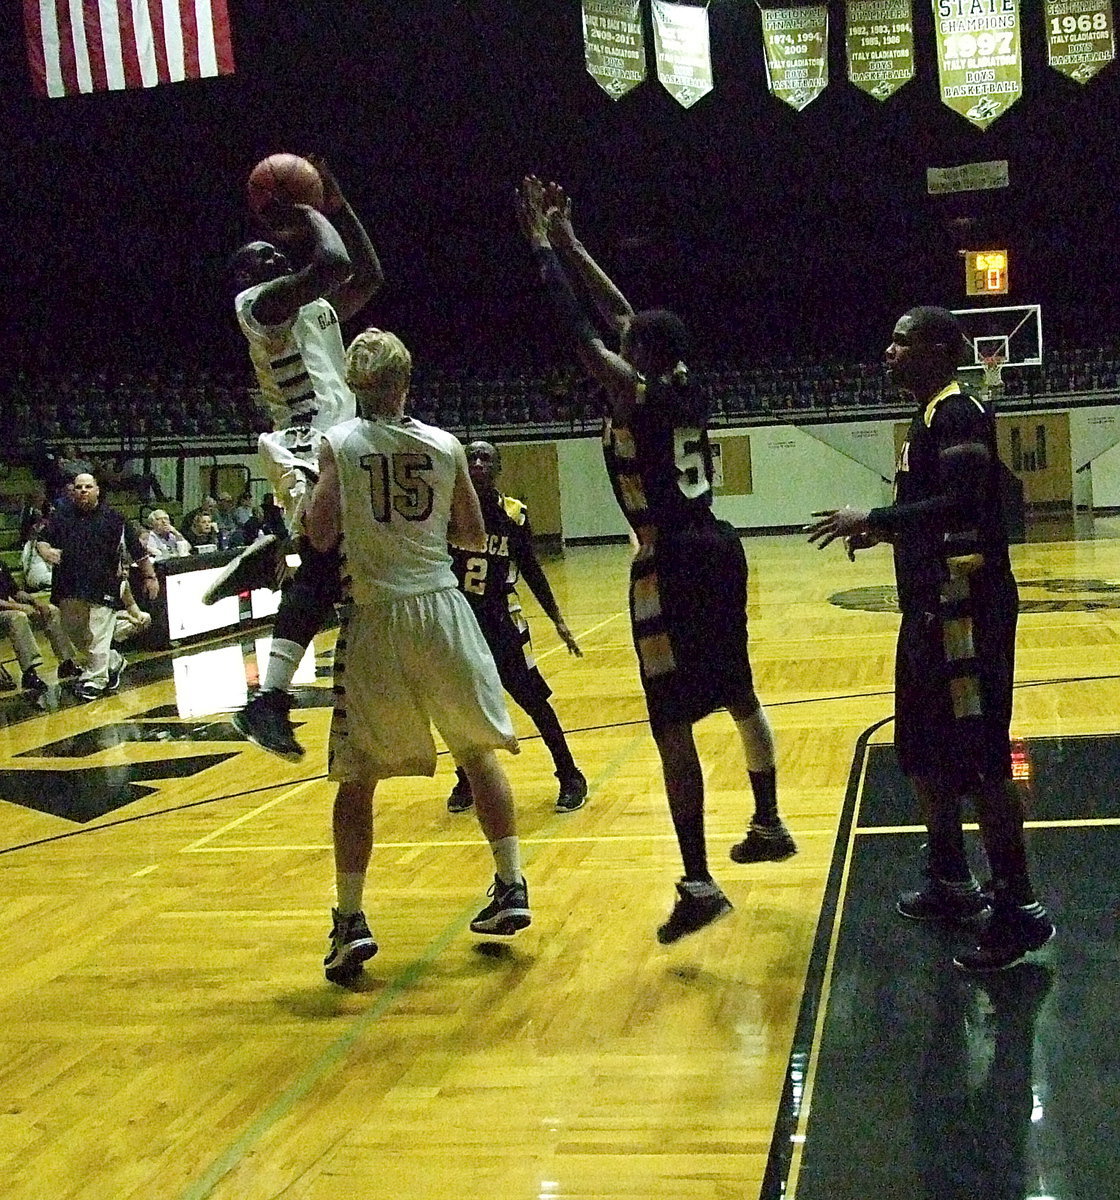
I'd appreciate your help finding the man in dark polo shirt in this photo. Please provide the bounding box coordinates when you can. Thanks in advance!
[37,473,158,700]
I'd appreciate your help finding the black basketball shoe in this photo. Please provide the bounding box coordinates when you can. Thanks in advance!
[323,909,378,984]
[953,901,1055,972]
[657,879,733,944]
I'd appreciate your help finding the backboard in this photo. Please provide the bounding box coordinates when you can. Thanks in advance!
[952,304,1043,371]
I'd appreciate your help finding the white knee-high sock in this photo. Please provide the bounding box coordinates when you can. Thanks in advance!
[490,836,522,885]
[263,639,305,693]
[336,872,366,916]
[735,708,775,771]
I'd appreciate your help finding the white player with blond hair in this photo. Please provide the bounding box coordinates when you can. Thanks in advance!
[303,327,531,984]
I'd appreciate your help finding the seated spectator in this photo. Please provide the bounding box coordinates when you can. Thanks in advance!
[185,511,220,553]
[114,578,153,644]
[144,510,191,561]
[54,442,94,495]
[212,491,245,549]
[232,490,256,532]
[0,561,78,695]
[18,489,49,537]
[182,495,218,534]
[20,512,55,593]
[257,494,289,541]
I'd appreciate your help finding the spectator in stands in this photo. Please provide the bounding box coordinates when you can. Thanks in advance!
[0,560,78,695]
[114,578,154,644]
[18,489,49,537]
[55,443,93,493]
[143,510,190,561]
[183,495,218,532]
[185,511,220,552]
[20,512,55,593]
[212,491,245,548]
[257,494,289,541]
[36,473,156,700]
[233,490,256,533]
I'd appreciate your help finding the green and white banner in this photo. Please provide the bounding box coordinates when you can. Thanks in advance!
[846,0,915,99]
[927,159,1009,193]
[652,1,714,108]
[1045,0,1115,83]
[582,0,647,99]
[760,5,829,111]
[932,0,1022,129]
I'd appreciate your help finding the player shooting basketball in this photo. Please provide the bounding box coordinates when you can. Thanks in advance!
[215,155,383,759]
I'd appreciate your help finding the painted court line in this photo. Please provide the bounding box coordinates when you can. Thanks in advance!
[183,827,836,853]
[531,610,626,663]
[177,724,651,1200]
[181,781,320,851]
[856,817,1120,834]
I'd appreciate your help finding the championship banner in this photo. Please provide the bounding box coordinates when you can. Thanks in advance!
[760,5,829,111]
[932,0,1022,129]
[1045,0,1115,83]
[927,159,1009,193]
[652,1,714,108]
[582,0,647,99]
[846,0,915,99]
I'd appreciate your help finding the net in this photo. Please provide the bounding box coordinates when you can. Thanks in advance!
[980,351,1006,392]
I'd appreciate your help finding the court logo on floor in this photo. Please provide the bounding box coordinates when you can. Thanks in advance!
[829,577,1120,614]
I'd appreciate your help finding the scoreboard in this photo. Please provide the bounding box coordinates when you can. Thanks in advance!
[965,250,1009,296]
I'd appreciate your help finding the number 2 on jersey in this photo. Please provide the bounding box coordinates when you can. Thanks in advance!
[360,452,435,522]
[462,556,488,595]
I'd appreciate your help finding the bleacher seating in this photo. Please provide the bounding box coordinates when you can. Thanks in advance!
[5,342,1120,465]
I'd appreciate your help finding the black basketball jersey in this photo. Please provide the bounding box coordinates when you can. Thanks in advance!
[450,488,527,625]
[875,382,1012,612]
[601,370,715,542]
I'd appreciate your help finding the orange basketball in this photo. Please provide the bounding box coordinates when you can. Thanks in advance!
[246,153,324,215]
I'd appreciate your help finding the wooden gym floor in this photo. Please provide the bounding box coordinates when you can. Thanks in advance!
[0,527,1117,1200]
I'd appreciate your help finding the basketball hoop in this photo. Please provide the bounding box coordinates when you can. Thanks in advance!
[979,351,1006,393]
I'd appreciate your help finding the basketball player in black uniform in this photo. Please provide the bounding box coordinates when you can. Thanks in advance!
[808,306,1053,972]
[448,440,587,813]
[517,177,796,944]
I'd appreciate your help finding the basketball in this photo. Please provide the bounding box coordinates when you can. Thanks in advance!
[246,153,324,216]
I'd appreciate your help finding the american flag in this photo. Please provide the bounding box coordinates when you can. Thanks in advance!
[24,0,235,99]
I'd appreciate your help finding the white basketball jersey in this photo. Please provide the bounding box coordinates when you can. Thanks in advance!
[326,415,461,602]
[235,285,356,433]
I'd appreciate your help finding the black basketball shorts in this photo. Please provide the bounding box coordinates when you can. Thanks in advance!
[478,610,553,711]
[894,572,1018,789]
[629,520,756,733]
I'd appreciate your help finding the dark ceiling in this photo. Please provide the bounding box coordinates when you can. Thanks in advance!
[3,0,1118,378]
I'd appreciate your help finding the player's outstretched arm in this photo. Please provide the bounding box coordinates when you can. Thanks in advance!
[251,205,352,328]
[517,176,637,423]
[310,156,385,322]
[543,182,633,338]
[805,507,873,553]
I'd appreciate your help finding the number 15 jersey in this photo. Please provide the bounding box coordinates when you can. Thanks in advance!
[325,415,461,603]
